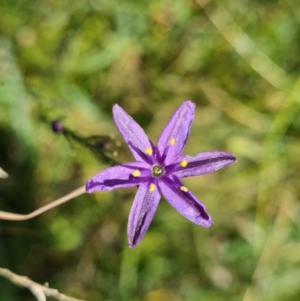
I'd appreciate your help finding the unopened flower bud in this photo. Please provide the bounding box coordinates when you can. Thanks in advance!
[51,120,64,134]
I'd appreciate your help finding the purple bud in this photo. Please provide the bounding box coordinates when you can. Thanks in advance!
[51,120,64,133]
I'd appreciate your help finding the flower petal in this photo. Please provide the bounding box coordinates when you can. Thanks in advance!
[156,101,195,165]
[171,151,237,178]
[158,177,212,227]
[113,104,154,162]
[127,182,161,247]
[86,162,150,193]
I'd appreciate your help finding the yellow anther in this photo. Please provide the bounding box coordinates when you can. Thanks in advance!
[145,148,153,155]
[132,170,141,177]
[169,138,175,145]
[180,160,188,167]
[149,183,156,192]
[180,186,188,192]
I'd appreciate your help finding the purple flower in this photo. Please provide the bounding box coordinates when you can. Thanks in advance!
[86,101,236,247]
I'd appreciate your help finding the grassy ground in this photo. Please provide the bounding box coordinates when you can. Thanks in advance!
[1,0,300,300]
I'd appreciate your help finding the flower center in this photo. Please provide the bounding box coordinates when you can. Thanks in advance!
[152,165,164,177]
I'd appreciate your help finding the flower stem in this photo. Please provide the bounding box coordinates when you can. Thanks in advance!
[0,186,85,221]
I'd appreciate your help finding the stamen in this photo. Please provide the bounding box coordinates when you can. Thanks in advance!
[132,170,141,177]
[180,186,188,192]
[169,138,175,145]
[180,160,188,167]
[145,148,153,155]
[149,183,156,192]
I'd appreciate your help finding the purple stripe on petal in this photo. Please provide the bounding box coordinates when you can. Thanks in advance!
[172,151,237,178]
[127,182,161,247]
[86,162,150,193]
[113,104,154,162]
[158,176,212,227]
[128,142,155,165]
[156,101,195,165]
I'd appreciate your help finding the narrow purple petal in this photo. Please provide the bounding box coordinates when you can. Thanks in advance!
[156,101,195,165]
[113,104,154,162]
[171,151,237,178]
[127,182,161,247]
[158,176,212,227]
[86,162,150,193]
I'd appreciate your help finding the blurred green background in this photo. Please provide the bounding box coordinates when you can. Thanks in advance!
[1,0,300,300]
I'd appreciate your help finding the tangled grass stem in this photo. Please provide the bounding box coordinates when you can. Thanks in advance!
[0,267,85,301]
